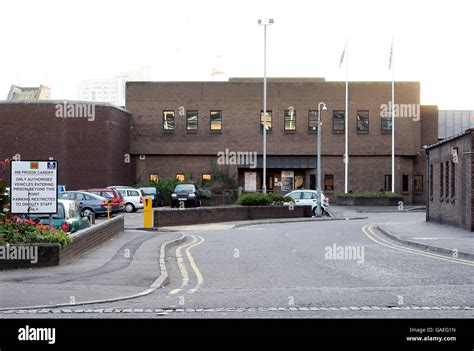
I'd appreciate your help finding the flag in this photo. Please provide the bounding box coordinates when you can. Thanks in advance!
[389,40,394,70]
[339,43,347,68]
[30,162,39,170]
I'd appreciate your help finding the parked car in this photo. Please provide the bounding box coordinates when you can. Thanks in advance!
[285,190,329,216]
[57,184,67,193]
[80,188,124,210]
[28,199,90,233]
[171,183,202,208]
[139,186,164,207]
[58,191,121,217]
[5,187,10,196]
[111,188,144,213]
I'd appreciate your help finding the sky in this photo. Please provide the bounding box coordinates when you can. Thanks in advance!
[1,0,473,109]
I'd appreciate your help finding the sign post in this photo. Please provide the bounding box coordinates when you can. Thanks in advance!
[10,160,58,225]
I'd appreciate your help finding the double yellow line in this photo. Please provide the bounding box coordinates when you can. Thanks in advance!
[362,224,474,267]
[169,235,205,295]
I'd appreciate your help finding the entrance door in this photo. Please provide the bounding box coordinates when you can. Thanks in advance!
[310,175,316,190]
[267,176,274,191]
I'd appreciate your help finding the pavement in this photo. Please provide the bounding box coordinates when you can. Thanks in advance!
[377,220,474,260]
[1,207,473,318]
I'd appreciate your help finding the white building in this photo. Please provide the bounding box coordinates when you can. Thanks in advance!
[77,67,150,107]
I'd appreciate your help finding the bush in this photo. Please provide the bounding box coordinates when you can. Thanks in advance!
[0,215,71,246]
[150,179,181,197]
[237,193,272,206]
[237,192,295,206]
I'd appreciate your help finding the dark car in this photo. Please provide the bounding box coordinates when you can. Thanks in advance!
[171,183,202,208]
[58,191,121,217]
[139,187,164,207]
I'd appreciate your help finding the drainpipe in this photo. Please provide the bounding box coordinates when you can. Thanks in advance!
[424,147,430,222]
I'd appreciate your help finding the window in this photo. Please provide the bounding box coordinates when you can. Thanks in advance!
[260,111,272,132]
[127,190,140,197]
[445,161,449,198]
[332,110,345,133]
[163,111,175,132]
[439,163,444,200]
[430,165,433,200]
[149,174,158,183]
[284,110,296,131]
[301,192,313,200]
[451,161,455,199]
[324,174,334,192]
[381,112,392,132]
[186,110,198,133]
[202,173,212,187]
[384,175,392,192]
[210,111,222,132]
[402,175,409,193]
[357,111,369,133]
[414,175,423,194]
[288,192,302,201]
[308,110,319,133]
[176,173,185,182]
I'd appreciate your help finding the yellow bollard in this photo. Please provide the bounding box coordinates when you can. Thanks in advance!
[144,196,153,228]
[107,200,111,219]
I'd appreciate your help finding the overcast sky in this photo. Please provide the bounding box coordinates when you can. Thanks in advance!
[1,0,472,109]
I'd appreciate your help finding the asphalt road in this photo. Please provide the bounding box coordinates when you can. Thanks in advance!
[1,210,473,318]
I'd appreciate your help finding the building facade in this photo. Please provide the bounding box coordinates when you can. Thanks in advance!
[126,78,438,204]
[0,101,131,189]
[77,67,151,107]
[425,128,474,231]
[7,84,50,101]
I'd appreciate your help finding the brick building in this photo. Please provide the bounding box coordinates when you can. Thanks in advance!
[0,101,131,189]
[425,128,474,230]
[126,78,438,204]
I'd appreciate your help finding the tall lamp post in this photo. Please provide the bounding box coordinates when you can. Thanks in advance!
[316,102,327,217]
[258,18,273,194]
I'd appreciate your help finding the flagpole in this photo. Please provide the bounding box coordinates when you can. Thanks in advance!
[344,40,349,194]
[391,39,395,193]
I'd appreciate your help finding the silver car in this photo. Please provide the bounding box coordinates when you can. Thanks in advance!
[285,190,329,216]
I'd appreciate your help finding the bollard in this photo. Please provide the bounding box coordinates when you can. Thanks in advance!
[88,213,96,225]
[144,196,153,228]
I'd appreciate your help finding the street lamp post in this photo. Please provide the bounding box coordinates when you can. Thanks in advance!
[316,102,327,217]
[258,18,273,194]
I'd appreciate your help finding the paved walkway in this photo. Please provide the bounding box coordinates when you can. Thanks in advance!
[377,220,474,260]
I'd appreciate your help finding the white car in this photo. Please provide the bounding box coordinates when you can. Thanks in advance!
[111,187,144,213]
[285,190,329,216]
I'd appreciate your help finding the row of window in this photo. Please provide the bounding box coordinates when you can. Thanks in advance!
[159,110,393,133]
[150,173,212,187]
[150,172,423,194]
[383,174,424,194]
[429,161,456,201]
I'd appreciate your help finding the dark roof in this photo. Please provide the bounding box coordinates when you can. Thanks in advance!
[424,128,474,150]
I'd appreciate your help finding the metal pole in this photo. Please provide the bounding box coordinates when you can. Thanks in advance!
[391,40,395,193]
[262,24,267,195]
[344,40,349,193]
[316,103,323,217]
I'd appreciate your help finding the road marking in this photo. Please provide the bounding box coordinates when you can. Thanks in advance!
[362,224,474,267]
[169,236,197,295]
[187,235,205,294]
